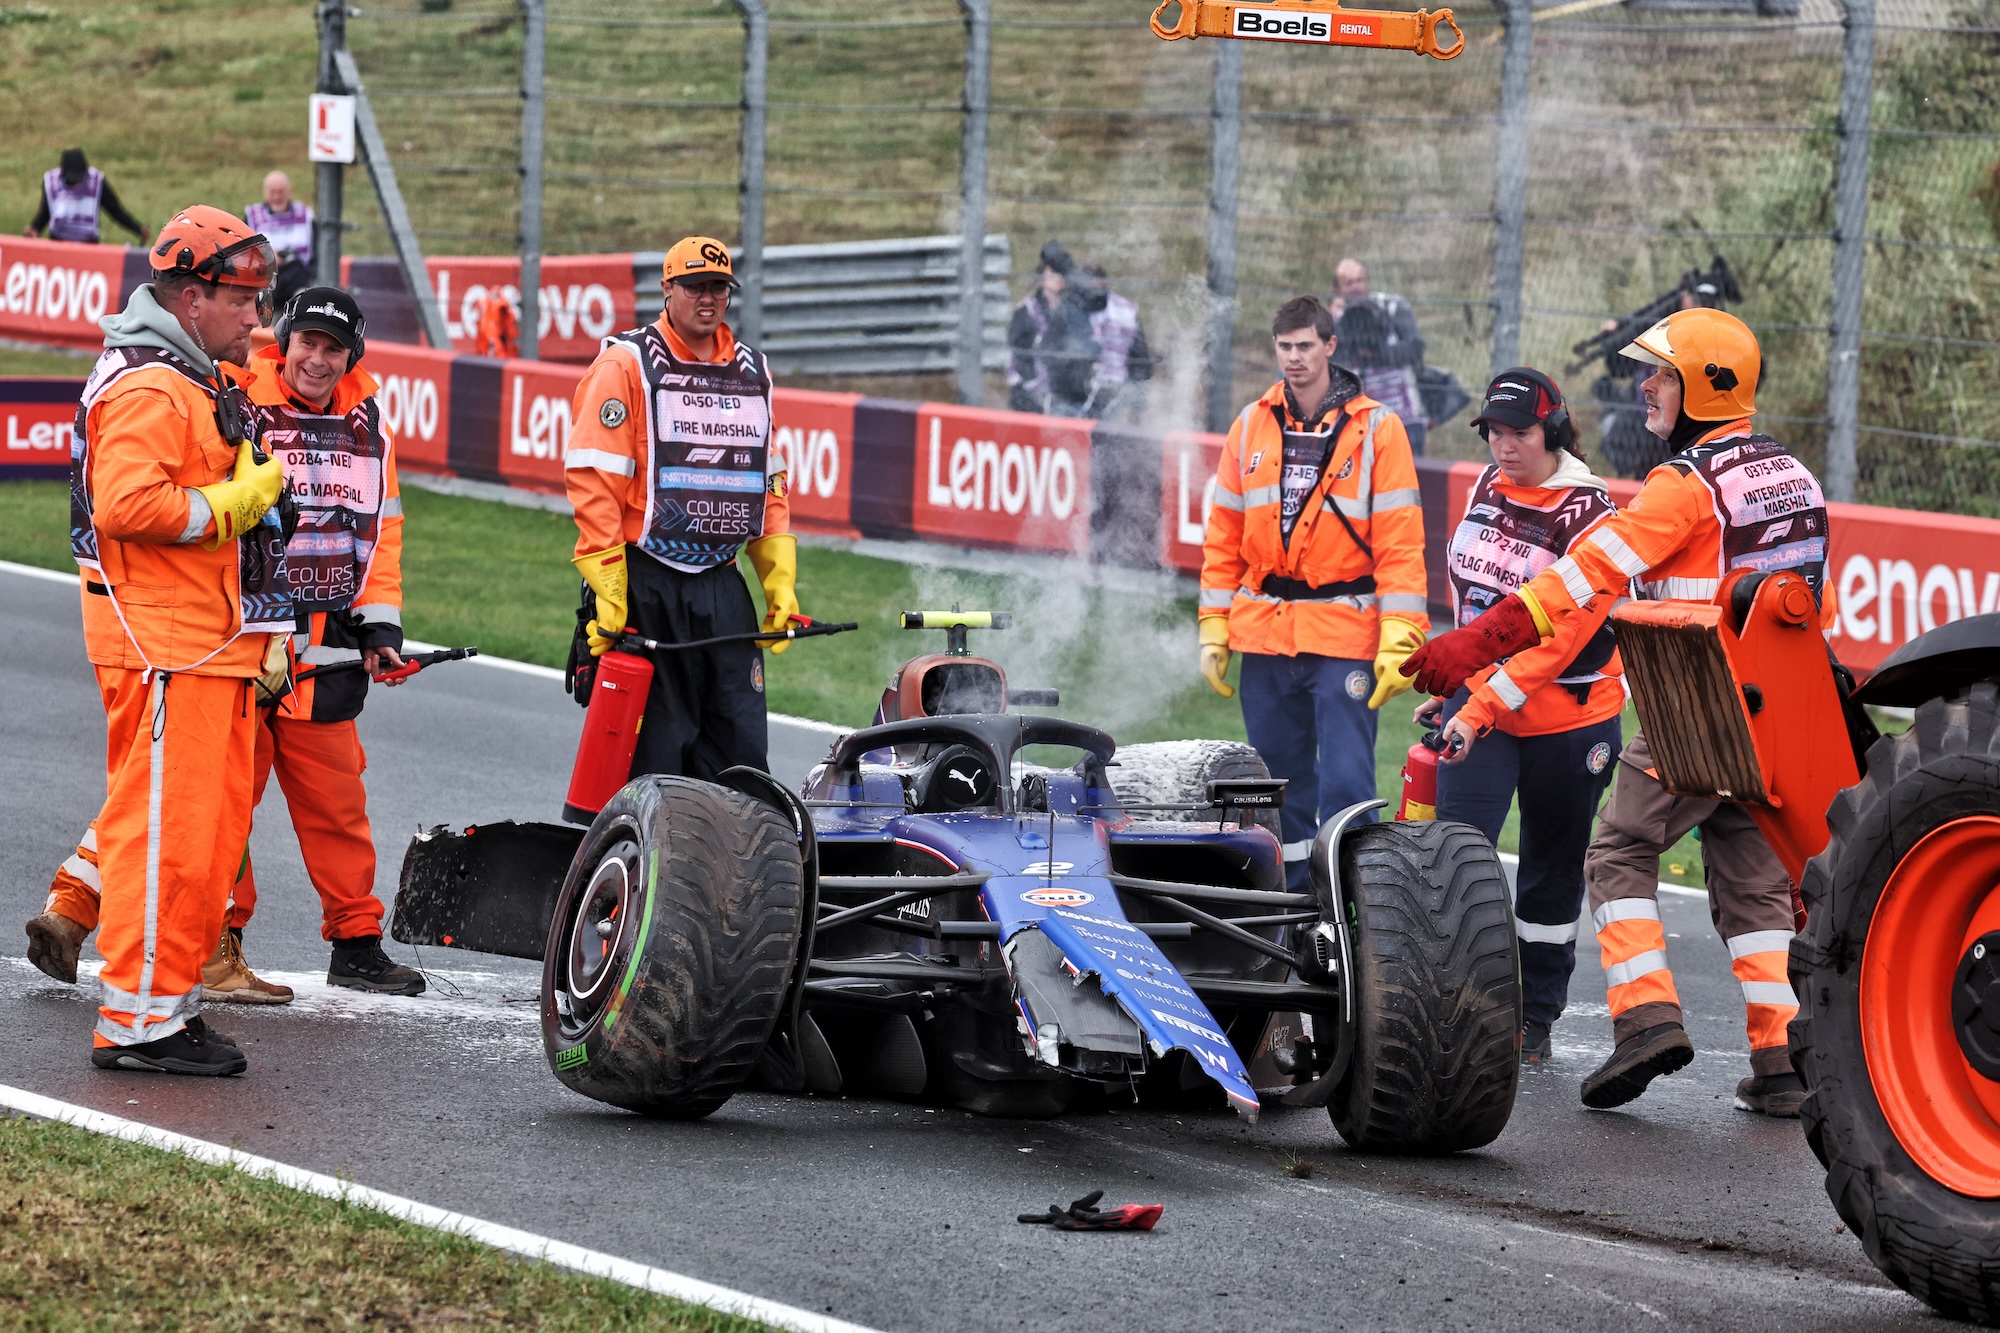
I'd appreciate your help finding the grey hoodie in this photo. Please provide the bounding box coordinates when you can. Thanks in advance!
[98,282,216,376]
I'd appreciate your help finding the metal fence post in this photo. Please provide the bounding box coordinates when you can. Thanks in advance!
[735,0,769,344]
[1824,0,1875,503]
[955,0,991,406]
[518,0,546,360]
[1203,40,1243,434]
[314,0,346,289]
[1489,0,1532,375]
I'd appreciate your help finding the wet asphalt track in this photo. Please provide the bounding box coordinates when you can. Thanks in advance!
[0,564,1937,1332]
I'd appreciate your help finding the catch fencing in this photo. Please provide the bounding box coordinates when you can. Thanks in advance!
[313,0,1993,510]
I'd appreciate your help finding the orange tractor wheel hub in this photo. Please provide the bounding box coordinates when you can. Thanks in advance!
[1860,815,2000,1198]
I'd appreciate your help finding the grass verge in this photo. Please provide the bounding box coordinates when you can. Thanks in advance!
[0,476,1703,881]
[0,1114,770,1332]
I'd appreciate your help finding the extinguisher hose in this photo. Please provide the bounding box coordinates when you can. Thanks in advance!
[610,620,859,655]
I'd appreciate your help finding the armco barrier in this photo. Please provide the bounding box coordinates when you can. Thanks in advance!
[10,333,2000,679]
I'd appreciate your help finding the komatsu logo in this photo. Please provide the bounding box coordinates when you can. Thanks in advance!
[1232,7,1332,41]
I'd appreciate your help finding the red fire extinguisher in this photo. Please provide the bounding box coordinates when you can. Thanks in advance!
[563,649,653,824]
[1397,730,1448,822]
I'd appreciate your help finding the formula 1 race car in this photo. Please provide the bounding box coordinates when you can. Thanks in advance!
[1612,570,2000,1323]
[391,612,1521,1152]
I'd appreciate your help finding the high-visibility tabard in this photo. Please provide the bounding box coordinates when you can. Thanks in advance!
[255,397,387,613]
[1659,432,1829,602]
[44,166,104,243]
[607,324,774,571]
[71,346,293,643]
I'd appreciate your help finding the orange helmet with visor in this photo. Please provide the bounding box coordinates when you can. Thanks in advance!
[149,206,277,318]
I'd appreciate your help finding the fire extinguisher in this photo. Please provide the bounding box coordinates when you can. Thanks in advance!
[562,648,654,825]
[1397,728,1465,821]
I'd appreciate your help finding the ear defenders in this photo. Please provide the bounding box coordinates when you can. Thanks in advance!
[1475,367,1575,454]
[274,292,366,374]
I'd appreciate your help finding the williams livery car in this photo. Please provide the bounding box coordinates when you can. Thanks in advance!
[392,612,1522,1151]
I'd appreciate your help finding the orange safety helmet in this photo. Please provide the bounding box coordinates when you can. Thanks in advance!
[149,205,277,295]
[1620,307,1760,421]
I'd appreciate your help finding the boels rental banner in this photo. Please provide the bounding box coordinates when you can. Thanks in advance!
[362,341,457,474]
[0,237,132,349]
[772,388,861,538]
[912,405,1092,555]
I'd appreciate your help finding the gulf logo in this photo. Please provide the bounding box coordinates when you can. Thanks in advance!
[1021,886,1095,908]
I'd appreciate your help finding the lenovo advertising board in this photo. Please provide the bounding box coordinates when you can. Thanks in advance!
[342,254,637,362]
[497,358,588,492]
[912,405,1091,555]
[364,341,456,475]
[1161,430,1225,573]
[0,379,80,480]
[772,388,860,537]
[0,237,131,349]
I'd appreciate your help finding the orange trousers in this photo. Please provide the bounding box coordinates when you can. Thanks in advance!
[230,712,384,941]
[46,712,384,945]
[92,667,256,1048]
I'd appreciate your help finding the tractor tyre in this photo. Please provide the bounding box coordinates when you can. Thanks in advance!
[541,775,802,1119]
[1111,740,1283,840]
[1330,820,1520,1154]
[1790,683,2000,1324]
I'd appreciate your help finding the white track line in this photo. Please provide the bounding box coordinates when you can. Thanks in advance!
[0,560,849,739]
[0,1082,882,1333]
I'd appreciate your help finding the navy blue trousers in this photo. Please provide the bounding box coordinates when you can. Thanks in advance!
[1436,693,1622,1029]
[1239,653,1381,887]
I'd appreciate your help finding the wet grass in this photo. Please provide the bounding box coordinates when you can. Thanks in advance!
[0,1114,772,1332]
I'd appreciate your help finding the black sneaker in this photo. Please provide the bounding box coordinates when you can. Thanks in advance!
[91,1016,247,1076]
[328,936,426,996]
[1580,1022,1694,1109]
[1734,1072,1807,1117]
[1521,1021,1553,1065]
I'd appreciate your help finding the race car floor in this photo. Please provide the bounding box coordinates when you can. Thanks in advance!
[0,567,1933,1331]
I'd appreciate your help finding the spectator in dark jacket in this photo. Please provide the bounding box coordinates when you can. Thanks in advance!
[26,149,146,244]
[1331,257,1429,453]
[1007,241,1076,413]
[1075,263,1154,420]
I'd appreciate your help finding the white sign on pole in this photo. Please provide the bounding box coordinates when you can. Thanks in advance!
[308,94,357,164]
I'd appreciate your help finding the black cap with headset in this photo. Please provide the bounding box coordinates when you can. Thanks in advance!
[1471,366,1573,455]
[275,286,367,373]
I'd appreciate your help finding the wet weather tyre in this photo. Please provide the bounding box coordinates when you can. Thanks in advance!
[541,775,803,1119]
[1331,820,1520,1154]
[1789,683,2000,1325]
[1111,740,1282,839]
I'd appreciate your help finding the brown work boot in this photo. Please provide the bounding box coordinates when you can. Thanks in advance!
[202,928,294,1005]
[1580,1022,1694,1109]
[1734,1072,1807,1118]
[25,911,90,984]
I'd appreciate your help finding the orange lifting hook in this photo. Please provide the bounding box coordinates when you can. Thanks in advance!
[1150,0,1465,59]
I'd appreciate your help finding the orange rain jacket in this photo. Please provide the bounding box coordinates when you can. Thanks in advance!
[233,346,404,721]
[79,356,268,677]
[1519,418,1835,633]
[563,316,790,558]
[1451,467,1625,739]
[1199,380,1427,660]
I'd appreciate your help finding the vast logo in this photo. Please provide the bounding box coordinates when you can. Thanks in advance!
[0,249,111,326]
[510,379,572,460]
[772,424,842,500]
[1021,886,1094,907]
[925,418,1077,520]
[377,373,440,444]
[1232,7,1333,41]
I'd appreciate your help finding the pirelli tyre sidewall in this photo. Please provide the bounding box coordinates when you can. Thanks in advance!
[541,775,803,1120]
[1791,683,2000,1326]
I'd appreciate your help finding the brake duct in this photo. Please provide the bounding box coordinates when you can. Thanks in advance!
[1151,0,1465,59]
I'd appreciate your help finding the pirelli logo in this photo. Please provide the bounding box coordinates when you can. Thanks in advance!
[1231,6,1333,41]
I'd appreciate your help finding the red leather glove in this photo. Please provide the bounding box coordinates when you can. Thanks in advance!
[1401,594,1544,698]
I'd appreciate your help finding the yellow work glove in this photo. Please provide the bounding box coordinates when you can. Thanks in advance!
[571,545,629,657]
[1198,616,1234,699]
[194,439,283,549]
[746,534,802,655]
[252,632,291,707]
[1367,618,1428,710]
